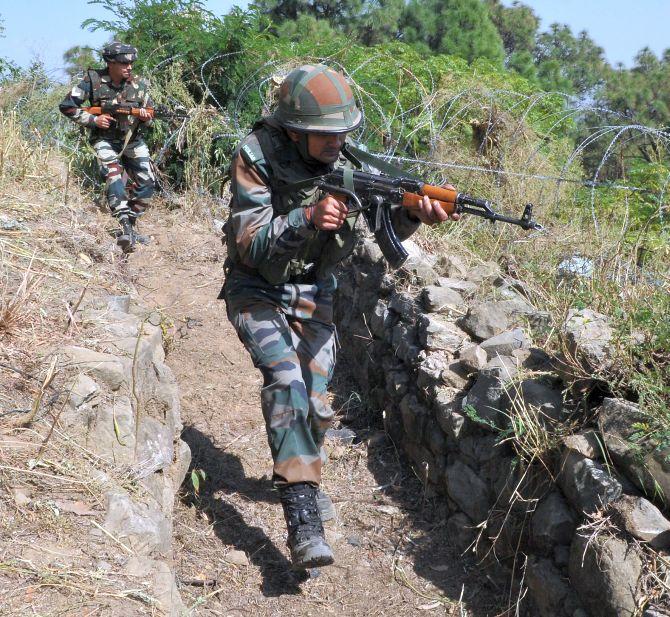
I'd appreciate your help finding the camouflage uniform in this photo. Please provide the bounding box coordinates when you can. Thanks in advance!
[59,66,155,222]
[222,118,420,488]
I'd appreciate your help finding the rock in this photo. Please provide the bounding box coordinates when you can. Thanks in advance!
[562,308,614,370]
[107,295,131,314]
[400,394,428,443]
[558,450,622,514]
[599,398,670,506]
[224,550,250,566]
[417,314,470,353]
[504,377,564,425]
[531,492,576,554]
[417,353,449,390]
[569,532,642,617]
[438,255,468,278]
[611,495,670,549]
[61,346,128,391]
[563,431,603,459]
[496,296,548,325]
[485,355,519,378]
[458,435,501,466]
[421,285,463,315]
[444,460,490,523]
[134,416,175,478]
[526,556,578,617]
[434,388,466,439]
[358,238,384,264]
[389,291,419,322]
[461,358,517,429]
[458,344,487,372]
[391,323,421,364]
[480,328,529,359]
[425,418,447,456]
[558,256,594,279]
[440,361,469,390]
[554,544,570,567]
[125,556,185,616]
[104,491,171,556]
[460,302,510,341]
[466,261,499,283]
[400,239,439,285]
[386,368,410,400]
[446,512,477,554]
[369,300,392,339]
[67,373,100,408]
[437,276,477,296]
[326,427,357,444]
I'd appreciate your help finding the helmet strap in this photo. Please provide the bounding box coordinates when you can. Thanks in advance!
[296,132,320,166]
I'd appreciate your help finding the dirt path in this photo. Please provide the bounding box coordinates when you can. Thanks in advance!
[131,208,498,617]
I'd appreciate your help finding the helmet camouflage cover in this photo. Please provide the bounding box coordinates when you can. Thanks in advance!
[102,42,138,63]
[274,64,363,134]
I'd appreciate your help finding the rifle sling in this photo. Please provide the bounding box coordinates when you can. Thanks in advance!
[344,144,422,181]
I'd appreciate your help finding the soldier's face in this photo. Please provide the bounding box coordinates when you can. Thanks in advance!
[306,132,347,163]
[108,61,133,81]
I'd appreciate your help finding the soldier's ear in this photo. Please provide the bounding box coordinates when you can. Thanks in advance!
[286,129,301,143]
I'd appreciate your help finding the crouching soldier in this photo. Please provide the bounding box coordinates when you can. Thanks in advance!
[59,42,155,252]
[220,64,459,570]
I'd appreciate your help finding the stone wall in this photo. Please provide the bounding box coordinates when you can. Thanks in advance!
[59,294,190,616]
[334,237,669,617]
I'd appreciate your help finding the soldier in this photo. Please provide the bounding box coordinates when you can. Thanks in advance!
[59,42,155,252]
[220,64,459,570]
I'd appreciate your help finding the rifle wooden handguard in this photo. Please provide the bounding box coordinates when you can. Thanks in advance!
[84,106,155,118]
[402,184,458,215]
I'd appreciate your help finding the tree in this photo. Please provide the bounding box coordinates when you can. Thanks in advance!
[600,48,670,163]
[356,0,404,47]
[534,24,608,96]
[0,14,18,81]
[63,45,98,78]
[400,0,505,65]
[256,0,364,30]
[486,0,538,56]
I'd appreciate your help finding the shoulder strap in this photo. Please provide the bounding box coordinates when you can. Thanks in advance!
[86,68,102,105]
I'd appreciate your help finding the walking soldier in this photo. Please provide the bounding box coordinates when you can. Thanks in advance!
[221,64,459,569]
[59,42,155,252]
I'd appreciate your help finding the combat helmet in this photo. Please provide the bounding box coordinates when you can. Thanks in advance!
[102,42,138,64]
[274,64,362,134]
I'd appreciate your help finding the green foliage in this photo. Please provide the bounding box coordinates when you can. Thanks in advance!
[534,24,608,96]
[190,468,206,495]
[486,0,538,57]
[63,45,98,78]
[400,0,505,64]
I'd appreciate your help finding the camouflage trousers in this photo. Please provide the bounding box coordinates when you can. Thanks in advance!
[92,138,155,221]
[223,269,337,487]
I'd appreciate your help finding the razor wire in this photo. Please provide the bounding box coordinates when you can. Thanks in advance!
[8,51,670,238]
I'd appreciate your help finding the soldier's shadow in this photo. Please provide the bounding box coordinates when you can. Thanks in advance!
[329,366,500,617]
[180,425,307,597]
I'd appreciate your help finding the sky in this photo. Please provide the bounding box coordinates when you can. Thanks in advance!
[502,0,669,67]
[0,0,668,81]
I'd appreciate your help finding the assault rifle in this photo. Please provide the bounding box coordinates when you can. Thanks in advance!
[82,102,188,121]
[279,165,544,268]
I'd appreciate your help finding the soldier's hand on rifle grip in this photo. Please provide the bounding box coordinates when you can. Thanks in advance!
[306,195,348,230]
[138,107,151,121]
[94,114,114,129]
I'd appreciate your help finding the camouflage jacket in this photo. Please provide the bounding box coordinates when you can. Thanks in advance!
[225,118,420,286]
[58,68,154,143]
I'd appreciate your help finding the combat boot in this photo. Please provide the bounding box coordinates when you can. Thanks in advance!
[316,489,335,522]
[116,217,135,253]
[129,218,150,245]
[280,483,334,569]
